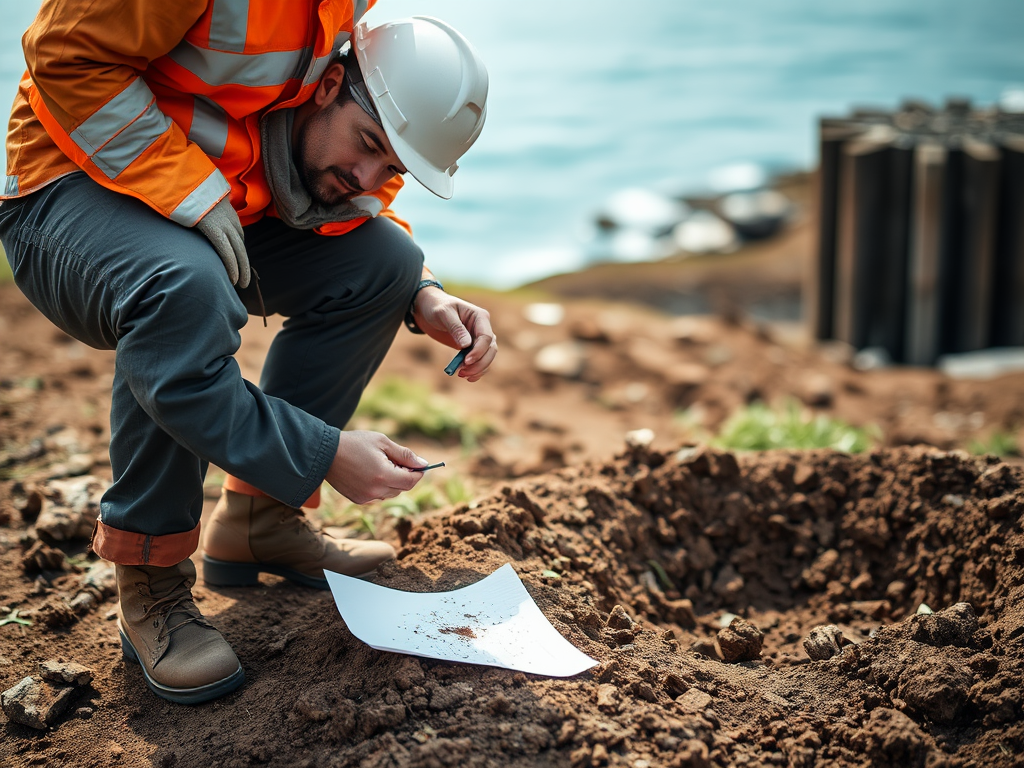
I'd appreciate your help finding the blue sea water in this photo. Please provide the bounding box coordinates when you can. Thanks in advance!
[2,0,1022,287]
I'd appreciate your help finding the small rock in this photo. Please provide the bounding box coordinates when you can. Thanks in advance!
[75,707,94,719]
[803,625,848,661]
[534,342,587,378]
[662,673,689,698]
[625,429,655,449]
[712,565,744,599]
[912,602,977,647]
[1,676,78,730]
[717,618,763,663]
[606,605,635,630]
[595,684,620,712]
[39,660,93,687]
[523,303,564,327]
[80,561,117,597]
[69,592,98,615]
[665,598,697,628]
[21,539,66,574]
[676,688,712,714]
[610,629,636,646]
[46,454,94,480]
[34,503,97,543]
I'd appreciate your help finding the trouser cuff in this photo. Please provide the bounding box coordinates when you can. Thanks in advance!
[222,474,321,508]
[90,519,201,566]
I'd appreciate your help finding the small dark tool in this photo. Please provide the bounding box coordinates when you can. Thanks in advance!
[444,348,469,376]
[412,462,446,472]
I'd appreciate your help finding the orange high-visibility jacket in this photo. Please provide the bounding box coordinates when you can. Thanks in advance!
[3,0,408,235]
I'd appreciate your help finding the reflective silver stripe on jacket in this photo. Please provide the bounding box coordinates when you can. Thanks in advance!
[209,0,249,53]
[70,78,155,155]
[301,31,351,87]
[3,175,18,195]
[90,100,173,180]
[353,0,368,23]
[169,41,310,87]
[188,96,229,158]
[169,170,231,226]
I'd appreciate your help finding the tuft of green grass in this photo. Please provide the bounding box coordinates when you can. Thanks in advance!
[318,472,475,537]
[0,243,11,284]
[969,431,1021,458]
[714,400,878,453]
[352,376,492,448]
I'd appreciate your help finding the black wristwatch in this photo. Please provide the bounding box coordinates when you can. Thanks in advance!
[404,278,444,334]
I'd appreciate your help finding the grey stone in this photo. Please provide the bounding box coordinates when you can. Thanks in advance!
[1,676,77,730]
[676,688,712,713]
[39,660,93,687]
[803,624,848,661]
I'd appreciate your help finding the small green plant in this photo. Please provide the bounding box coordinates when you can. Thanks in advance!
[0,609,32,628]
[352,376,492,448]
[714,400,877,453]
[0,244,12,284]
[317,472,475,537]
[969,431,1021,458]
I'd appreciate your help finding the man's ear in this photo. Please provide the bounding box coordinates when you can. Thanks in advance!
[315,62,346,107]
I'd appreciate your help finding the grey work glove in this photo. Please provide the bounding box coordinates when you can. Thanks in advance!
[195,197,251,289]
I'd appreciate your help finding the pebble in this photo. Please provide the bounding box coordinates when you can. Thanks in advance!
[523,303,565,327]
[534,342,587,378]
[39,660,93,687]
[911,602,977,647]
[625,429,655,449]
[1,676,78,730]
[717,618,764,663]
[803,625,848,661]
[606,605,635,630]
[676,688,713,713]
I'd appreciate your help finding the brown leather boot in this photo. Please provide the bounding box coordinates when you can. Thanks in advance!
[117,559,244,704]
[202,490,396,589]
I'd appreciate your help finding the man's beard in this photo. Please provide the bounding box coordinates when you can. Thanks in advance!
[294,111,363,207]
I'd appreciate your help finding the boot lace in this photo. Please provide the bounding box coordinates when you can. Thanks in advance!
[140,582,214,647]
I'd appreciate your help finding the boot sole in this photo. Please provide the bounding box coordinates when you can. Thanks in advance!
[120,631,245,705]
[201,555,377,590]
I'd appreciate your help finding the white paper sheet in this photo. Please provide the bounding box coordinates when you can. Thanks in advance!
[324,563,598,677]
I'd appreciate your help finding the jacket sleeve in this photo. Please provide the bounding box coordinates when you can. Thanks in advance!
[23,0,229,226]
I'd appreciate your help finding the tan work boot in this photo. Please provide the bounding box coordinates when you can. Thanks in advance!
[117,559,244,704]
[202,490,396,589]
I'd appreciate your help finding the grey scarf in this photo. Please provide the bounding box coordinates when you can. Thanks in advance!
[260,108,373,229]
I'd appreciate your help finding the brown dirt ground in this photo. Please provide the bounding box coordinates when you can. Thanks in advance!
[1,246,1023,768]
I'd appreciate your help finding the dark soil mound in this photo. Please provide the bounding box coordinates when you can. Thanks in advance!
[7,446,1017,768]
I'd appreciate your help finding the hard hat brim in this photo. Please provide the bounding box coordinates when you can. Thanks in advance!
[381,123,455,200]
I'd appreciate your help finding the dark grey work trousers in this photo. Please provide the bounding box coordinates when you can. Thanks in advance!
[0,172,422,537]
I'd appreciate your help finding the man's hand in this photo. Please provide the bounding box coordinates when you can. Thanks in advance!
[325,431,426,504]
[412,287,498,382]
[196,197,251,288]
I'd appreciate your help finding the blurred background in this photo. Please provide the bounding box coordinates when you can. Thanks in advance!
[2,0,1021,289]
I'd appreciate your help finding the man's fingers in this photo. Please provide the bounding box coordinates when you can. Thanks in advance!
[441,307,472,348]
[458,334,498,380]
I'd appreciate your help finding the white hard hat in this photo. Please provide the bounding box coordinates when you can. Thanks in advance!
[353,16,488,199]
